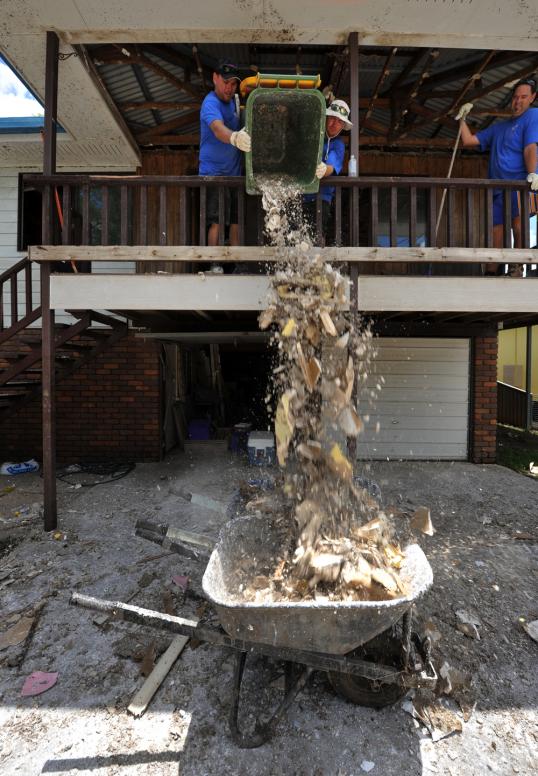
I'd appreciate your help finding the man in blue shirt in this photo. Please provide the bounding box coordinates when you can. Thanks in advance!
[459,78,538,275]
[199,61,251,264]
[303,99,351,243]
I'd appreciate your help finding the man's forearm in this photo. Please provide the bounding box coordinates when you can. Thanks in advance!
[459,120,480,148]
[523,142,537,175]
[210,119,232,144]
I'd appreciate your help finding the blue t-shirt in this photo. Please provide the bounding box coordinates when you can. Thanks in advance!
[199,91,241,176]
[476,108,538,180]
[304,136,346,203]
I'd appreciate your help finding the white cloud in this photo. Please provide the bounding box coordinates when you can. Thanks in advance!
[0,61,43,118]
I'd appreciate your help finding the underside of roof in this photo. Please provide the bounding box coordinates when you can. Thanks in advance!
[87,42,538,153]
[2,2,538,164]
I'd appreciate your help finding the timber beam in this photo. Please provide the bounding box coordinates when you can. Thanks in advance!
[29,245,538,265]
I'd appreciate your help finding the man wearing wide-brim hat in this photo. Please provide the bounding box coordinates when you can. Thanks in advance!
[199,60,252,269]
[303,98,352,241]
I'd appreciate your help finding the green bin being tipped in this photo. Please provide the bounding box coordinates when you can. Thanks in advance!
[244,75,326,196]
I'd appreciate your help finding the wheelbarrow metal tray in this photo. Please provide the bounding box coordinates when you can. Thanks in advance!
[202,514,433,655]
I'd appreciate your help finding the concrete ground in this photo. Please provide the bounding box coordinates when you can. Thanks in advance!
[0,445,536,775]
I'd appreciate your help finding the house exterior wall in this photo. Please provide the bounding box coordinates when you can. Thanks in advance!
[0,168,137,327]
[0,333,162,464]
[498,325,538,394]
[0,169,29,294]
[471,335,498,464]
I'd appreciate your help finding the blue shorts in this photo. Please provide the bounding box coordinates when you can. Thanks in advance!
[492,190,538,226]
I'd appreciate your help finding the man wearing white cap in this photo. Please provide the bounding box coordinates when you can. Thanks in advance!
[303,99,352,239]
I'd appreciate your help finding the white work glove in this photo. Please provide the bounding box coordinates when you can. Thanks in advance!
[527,172,538,191]
[230,128,251,152]
[315,162,327,179]
[455,102,473,121]
[322,85,335,103]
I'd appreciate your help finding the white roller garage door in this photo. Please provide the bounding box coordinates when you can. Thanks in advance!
[356,338,470,460]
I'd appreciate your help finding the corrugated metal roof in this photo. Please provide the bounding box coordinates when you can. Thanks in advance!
[88,42,538,151]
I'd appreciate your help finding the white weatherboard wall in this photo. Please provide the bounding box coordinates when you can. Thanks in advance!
[356,338,470,461]
[0,170,31,324]
[0,169,136,327]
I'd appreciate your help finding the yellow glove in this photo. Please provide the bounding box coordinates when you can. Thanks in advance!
[230,128,251,152]
[316,162,327,179]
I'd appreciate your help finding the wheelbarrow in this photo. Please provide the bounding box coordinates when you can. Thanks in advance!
[71,514,436,748]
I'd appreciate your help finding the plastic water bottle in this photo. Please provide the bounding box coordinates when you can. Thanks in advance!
[348,154,357,177]
[0,459,40,475]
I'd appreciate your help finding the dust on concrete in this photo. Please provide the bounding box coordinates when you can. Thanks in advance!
[0,448,537,775]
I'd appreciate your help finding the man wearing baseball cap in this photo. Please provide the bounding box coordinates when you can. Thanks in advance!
[199,61,251,267]
[303,99,352,240]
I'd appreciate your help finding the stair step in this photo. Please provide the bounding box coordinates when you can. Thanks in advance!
[58,341,98,350]
[0,388,31,396]
[2,351,38,360]
[1,351,76,362]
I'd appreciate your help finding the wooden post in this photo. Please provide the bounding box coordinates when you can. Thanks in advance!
[525,325,533,431]
[43,31,58,177]
[348,32,360,246]
[42,31,59,532]
[349,32,359,170]
[348,32,360,463]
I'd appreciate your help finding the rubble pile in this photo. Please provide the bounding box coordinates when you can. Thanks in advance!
[242,181,421,602]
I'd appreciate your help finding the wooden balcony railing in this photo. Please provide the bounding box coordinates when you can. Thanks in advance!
[0,257,41,340]
[22,174,537,257]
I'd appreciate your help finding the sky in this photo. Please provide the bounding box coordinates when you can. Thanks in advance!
[0,58,43,117]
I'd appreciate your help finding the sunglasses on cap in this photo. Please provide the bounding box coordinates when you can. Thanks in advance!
[329,102,350,117]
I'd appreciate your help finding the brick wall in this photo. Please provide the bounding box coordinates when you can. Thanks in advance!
[471,335,498,463]
[0,332,162,464]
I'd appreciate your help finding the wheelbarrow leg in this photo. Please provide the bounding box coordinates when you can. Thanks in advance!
[402,605,413,670]
[228,651,313,748]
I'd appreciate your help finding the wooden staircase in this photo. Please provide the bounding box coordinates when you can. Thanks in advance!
[0,258,129,419]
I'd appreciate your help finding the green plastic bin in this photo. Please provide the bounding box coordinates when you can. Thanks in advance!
[244,75,326,196]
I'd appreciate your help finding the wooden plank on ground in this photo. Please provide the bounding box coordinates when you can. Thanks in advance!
[127,633,191,717]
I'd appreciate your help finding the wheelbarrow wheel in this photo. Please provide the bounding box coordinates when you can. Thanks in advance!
[327,629,407,709]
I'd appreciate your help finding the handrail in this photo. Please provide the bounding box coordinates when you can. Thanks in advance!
[21,173,536,191]
[0,256,35,333]
[0,255,30,284]
[20,173,538,254]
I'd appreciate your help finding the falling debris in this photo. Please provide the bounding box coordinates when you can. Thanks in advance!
[235,179,426,603]
[139,641,157,677]
[522,619,538,643]
[423,620,442,644]
[0,485,15,497]
[0,617,35,650]
[21,671,58,697]
[172,575,189,591]
[455,609,481,640]
[411,506,435,536]
[412,691,463,742]
[437,661,476,720]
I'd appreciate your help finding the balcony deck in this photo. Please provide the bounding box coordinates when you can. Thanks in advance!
[22,173,538,332]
